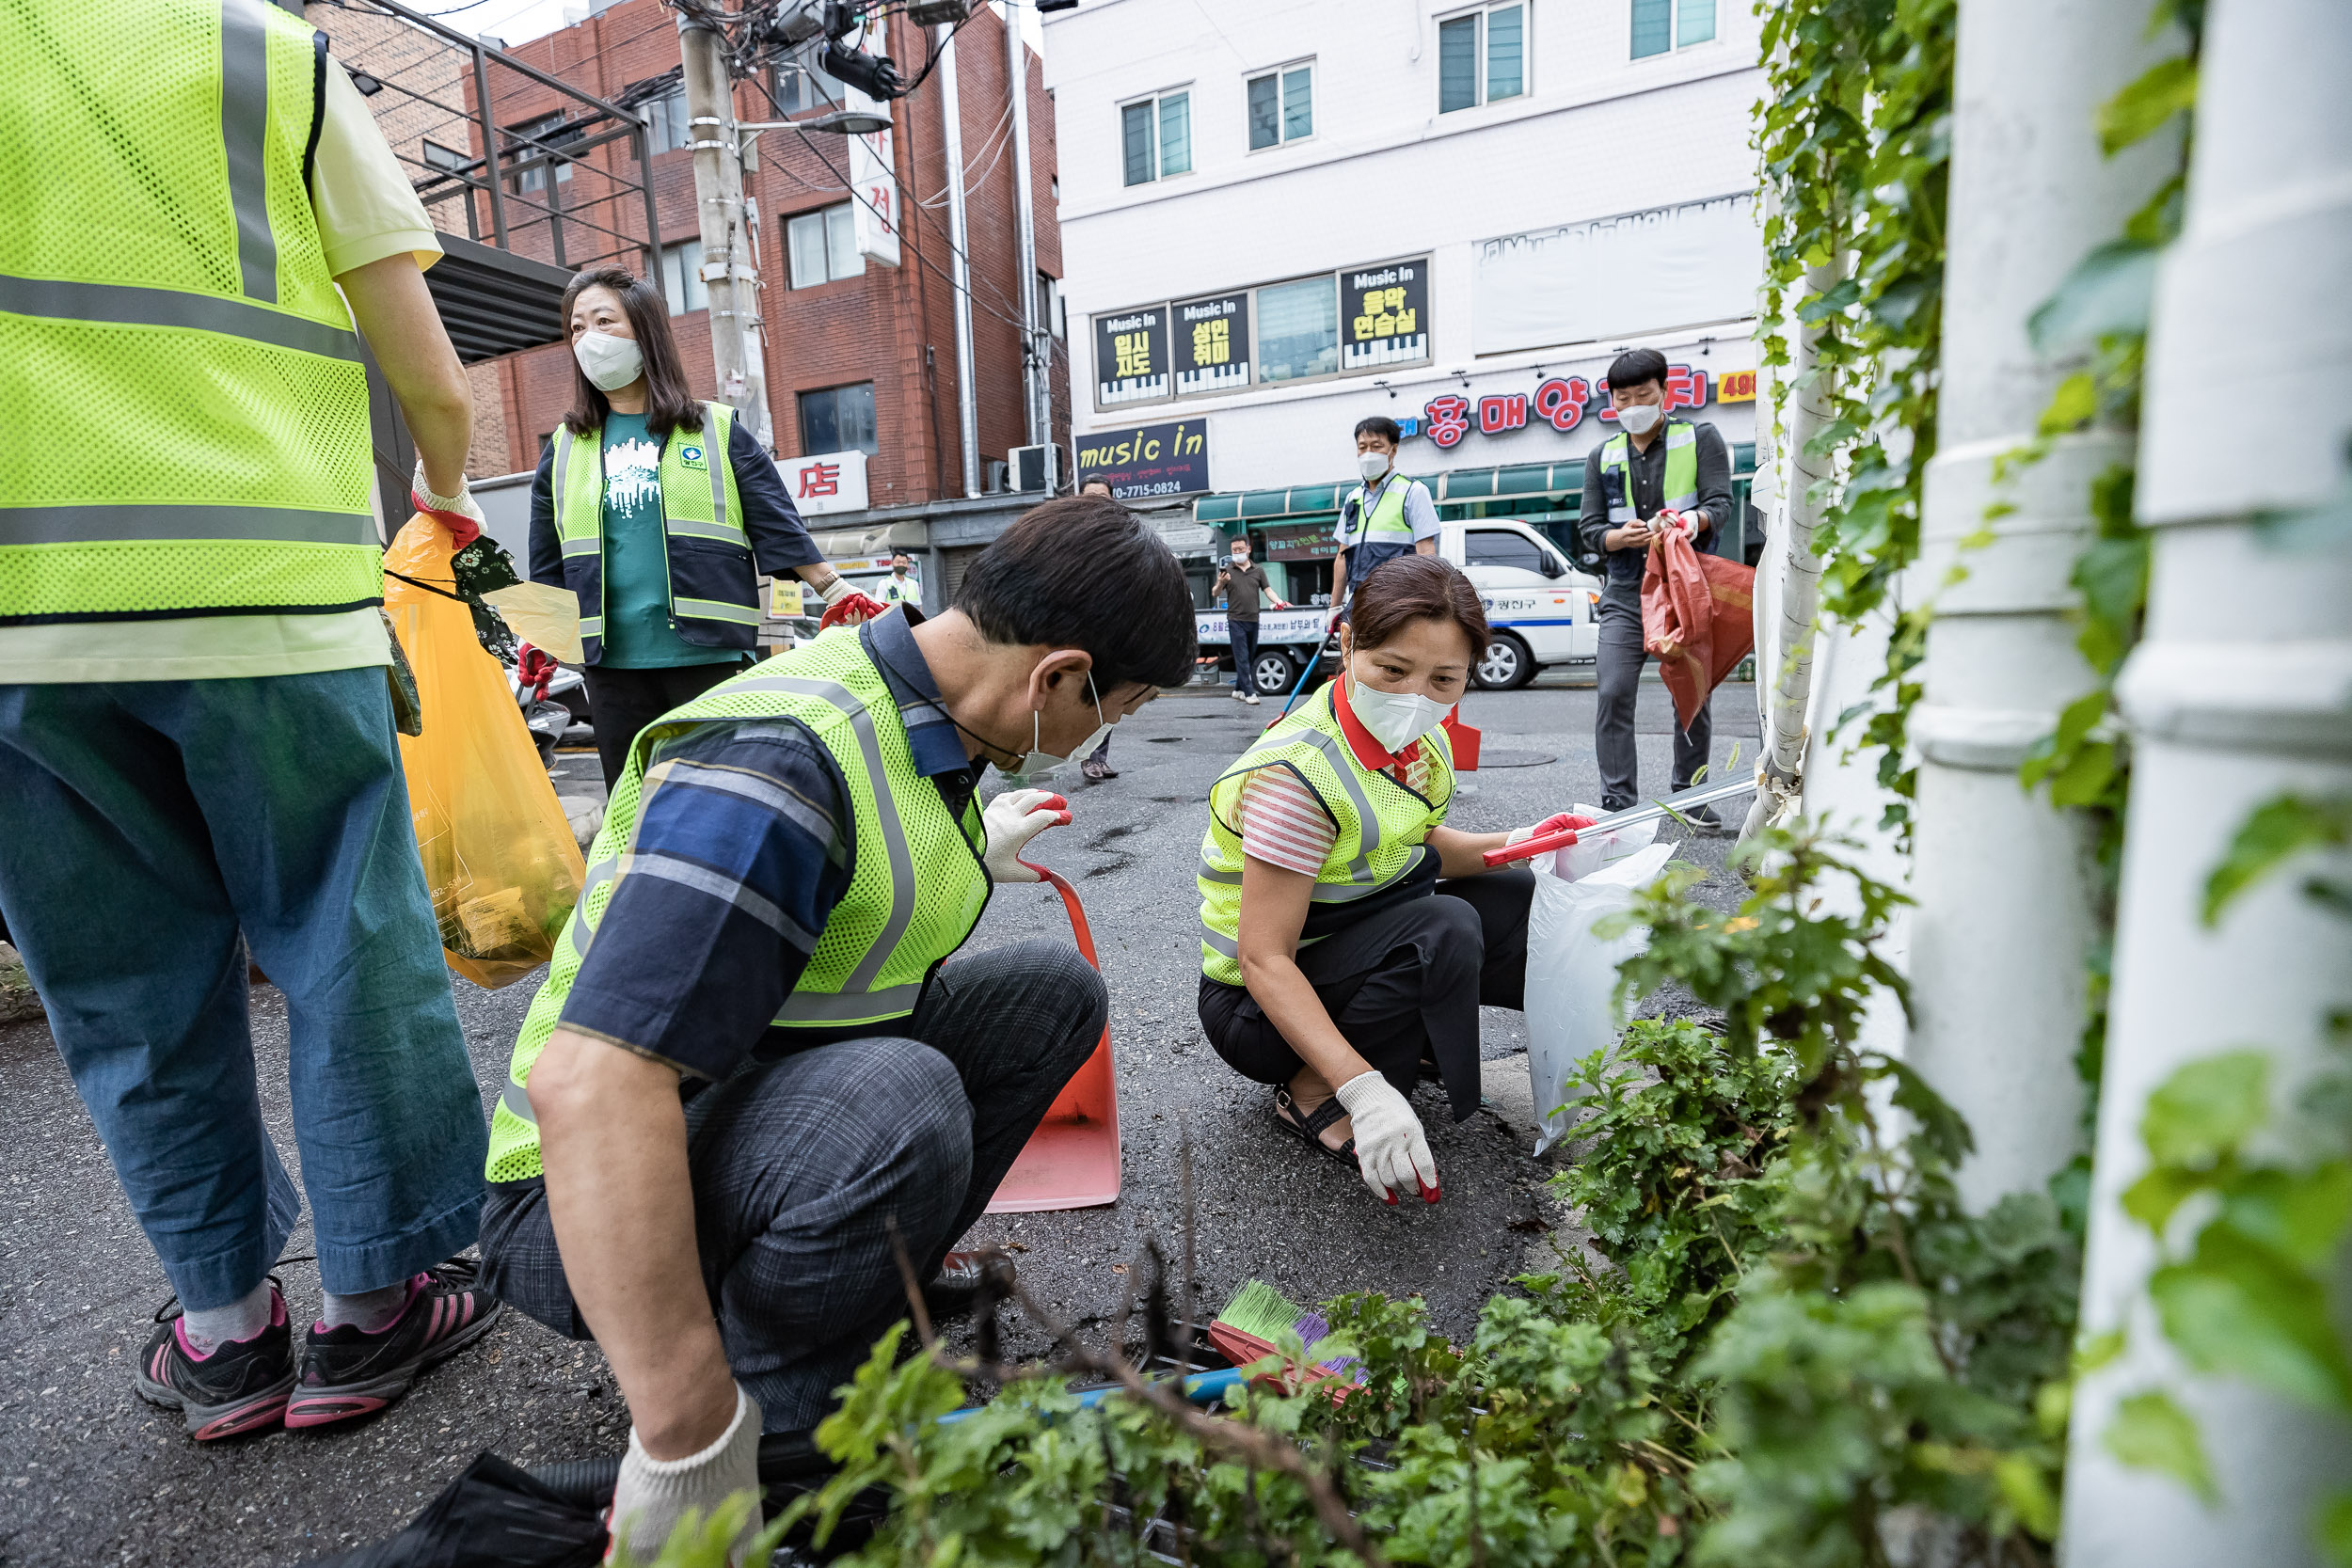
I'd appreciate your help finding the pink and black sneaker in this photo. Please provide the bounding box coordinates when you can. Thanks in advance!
[283,1257,501,1430]
[134,1286,296,1440]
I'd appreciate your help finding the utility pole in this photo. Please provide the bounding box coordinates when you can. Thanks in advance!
[1005,3,1044,450]
[677,9,771,446]
[938,21,980,498]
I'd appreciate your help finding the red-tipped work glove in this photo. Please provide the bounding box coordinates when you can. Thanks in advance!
[814,575,891,629]
[981,789,1071,883]
[411,461,485,548]
[516,643,558,702]
[1506,812,1597,847]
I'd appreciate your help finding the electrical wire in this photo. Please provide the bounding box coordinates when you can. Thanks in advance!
[916,96,1014,208]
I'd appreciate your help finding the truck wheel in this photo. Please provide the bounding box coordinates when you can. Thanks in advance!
[1251,648,1299,697]
[1474,632,1534,690]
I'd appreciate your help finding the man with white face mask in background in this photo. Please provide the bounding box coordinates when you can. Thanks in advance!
[1577,348,1735,820]
[477,499,1198,1565]
[1329,416,1439,621]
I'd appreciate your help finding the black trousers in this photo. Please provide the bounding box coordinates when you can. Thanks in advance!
[479,940,1105,1432]
[1230,617,1261,692]
[1197,868,1534,1124]
[1594,599,1710,810]
[581,658,750,792]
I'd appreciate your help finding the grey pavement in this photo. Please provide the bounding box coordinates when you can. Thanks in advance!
[0,673,1755,1567]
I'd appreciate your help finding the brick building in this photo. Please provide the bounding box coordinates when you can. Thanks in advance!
[316,0,1068,597]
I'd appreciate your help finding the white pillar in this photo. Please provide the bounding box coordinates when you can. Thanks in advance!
[2061,1,2352,1561]
[1905,0,2176,1207]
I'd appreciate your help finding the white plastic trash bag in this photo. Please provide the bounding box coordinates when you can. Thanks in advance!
[1552,802,1661,884]
[1519,837,1677,1154]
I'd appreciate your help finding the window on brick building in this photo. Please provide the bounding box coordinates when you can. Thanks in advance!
[644,85,691,154]
[771,48,847,114]
[660,239,707,315]
[506,111,578,193]
[1120,89,1190,186]
[787,202,864,288]
[800,383,878,456]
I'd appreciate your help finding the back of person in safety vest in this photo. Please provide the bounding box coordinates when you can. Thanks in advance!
[0,0,502,1444]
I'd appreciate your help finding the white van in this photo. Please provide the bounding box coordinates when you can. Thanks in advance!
[1193,516,1600,694]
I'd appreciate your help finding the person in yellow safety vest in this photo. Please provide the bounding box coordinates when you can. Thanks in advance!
[474,499,1198,1563]
[878,549,924,604]
[0,0,501,1442]
[1195,557,1586,1205]
[1576,347,1735,821]
[1329,415,1438,619]
[527,266,863,792]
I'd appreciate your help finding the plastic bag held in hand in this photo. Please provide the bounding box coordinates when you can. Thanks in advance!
[1641,521,1756,729]
[410,460,485,548]
[982,789,1072,883]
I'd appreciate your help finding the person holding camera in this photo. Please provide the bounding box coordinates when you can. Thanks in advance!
[1214,535,1288,705]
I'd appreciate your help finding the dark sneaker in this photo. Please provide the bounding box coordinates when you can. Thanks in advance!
[1679,803,1724,832]
[135,1286,295,1440]
[285,1257,500,1430]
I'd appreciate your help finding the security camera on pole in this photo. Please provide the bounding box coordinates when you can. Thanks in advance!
[676,4,771,446]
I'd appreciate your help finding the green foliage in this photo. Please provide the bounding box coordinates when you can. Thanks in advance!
[2202,793,2352,927]
[2102,1390,2216,1504]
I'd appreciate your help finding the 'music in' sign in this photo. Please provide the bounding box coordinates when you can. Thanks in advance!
[1073,419,1211,501]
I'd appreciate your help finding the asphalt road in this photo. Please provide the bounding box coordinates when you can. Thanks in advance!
[0,673,1756,1567]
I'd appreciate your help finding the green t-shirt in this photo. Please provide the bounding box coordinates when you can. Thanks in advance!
[598,413,739,670]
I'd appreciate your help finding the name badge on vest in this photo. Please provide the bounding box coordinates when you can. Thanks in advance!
[679,443,707,469]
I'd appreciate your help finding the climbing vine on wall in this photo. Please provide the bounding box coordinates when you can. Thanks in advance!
[1755,0,1959,839]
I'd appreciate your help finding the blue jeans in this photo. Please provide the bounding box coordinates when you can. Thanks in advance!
[0,669,487,1309]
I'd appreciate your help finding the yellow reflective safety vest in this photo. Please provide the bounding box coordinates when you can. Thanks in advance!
[1197,682,1454,987]
[485,625,992,1183]
[550,404,761,664]
[1596,421,1699,525]
[0,0,378,629]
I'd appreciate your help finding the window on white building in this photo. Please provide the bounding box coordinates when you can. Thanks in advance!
[660,239,706,315]
[1247,62,1313,150]
[1256,274,1339,383]
[787,202,864,288]
[1438,4,1526,114]
[1631,0,1714,58]
[1121,90,1191,185]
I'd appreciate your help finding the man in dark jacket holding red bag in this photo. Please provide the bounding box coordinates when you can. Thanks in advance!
[1576,348,1736,823]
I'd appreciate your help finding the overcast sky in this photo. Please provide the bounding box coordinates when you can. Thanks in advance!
[452,0,1042,57]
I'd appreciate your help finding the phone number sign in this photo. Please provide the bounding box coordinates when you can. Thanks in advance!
[1073,419,1211,500]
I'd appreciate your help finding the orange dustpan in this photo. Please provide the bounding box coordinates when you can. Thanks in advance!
[986,862,1122,1212]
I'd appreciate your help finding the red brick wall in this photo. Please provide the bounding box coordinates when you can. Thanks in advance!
[451,0,1063,501]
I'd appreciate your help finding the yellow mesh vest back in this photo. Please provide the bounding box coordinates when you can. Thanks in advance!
[1196,685,1454,986]
[0,0,378,628]
[486,624,991,1181]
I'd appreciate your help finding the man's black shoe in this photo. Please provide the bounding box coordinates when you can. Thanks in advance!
[1678,803,1724,832]
[924,1250,1009,1317]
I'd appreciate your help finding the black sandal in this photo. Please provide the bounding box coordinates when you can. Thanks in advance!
[1273,1087,1358,1170]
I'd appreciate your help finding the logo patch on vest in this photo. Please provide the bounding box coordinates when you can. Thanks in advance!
[679,445,706,467]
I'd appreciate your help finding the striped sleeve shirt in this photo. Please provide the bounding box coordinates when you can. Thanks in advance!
[1233,748,1433,877]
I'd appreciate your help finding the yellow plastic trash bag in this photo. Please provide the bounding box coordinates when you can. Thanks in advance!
[384,515,587,989]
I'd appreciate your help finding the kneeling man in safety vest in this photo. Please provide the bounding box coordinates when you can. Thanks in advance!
[477,497,1198,1559]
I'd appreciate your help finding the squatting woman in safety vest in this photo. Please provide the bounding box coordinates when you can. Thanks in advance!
[527,266,865,789]
[478,499,1198,1562]
[1197,556,1583,1204]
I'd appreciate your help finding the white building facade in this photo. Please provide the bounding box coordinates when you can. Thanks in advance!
[1045,0,1767,600]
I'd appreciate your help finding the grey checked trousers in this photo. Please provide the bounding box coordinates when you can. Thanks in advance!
[478,940,1106,1431]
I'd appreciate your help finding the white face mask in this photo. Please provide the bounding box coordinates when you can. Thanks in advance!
[574,330,645,393]
[1357,449,1392,482]
[1000,674,1112,783]
[1346,673,1451,753]
[1616,403,1663,436]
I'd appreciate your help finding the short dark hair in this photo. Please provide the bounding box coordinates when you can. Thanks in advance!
[957,498,1198,691]
[1349,554,1488,664]
[1078,477,1114,496]
[1606,347,1670,392]
[891,549,913,562]
[1354,415,1402,446]
[559,266,705,439]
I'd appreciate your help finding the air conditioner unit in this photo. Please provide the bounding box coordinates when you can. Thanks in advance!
[1009,443,1063,494]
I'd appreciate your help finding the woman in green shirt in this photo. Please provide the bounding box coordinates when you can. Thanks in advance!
[528,266,857,787]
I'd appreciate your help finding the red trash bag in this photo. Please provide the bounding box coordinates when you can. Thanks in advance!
[1641,523,1756,730]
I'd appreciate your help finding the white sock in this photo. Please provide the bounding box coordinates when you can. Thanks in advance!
[181,1281,273,1356]
[322,1279,411,1332]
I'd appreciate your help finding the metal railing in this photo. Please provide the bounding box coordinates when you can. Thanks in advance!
[317,0,665,278]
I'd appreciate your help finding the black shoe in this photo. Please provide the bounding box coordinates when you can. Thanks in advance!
[1599,798,1635,815]
[1678,803,1724,832]
[284,1257,501,1429]
[135,1285,296,1440]
[924,1250,1010,1318]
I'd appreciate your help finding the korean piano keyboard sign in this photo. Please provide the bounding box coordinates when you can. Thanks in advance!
[1342,257,1431,372]
[1094,305,1171,407]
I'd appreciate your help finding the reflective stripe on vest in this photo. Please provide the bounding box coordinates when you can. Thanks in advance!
[1195,683,1454,987]
[0,0,377,628]
[485,625,991,1183]
[550,404,752,662]
[1342,473,1416,542]
[1597,423,1699,525]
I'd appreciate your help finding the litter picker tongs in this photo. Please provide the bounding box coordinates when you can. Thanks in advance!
[1481,773,1761,868]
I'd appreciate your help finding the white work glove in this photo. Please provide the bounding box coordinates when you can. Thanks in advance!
[607,1386,763,1567]
[982,788,1071,884]
[411,460,485,547]
[815,573,854,607]
[1333,1069,1438,1204]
